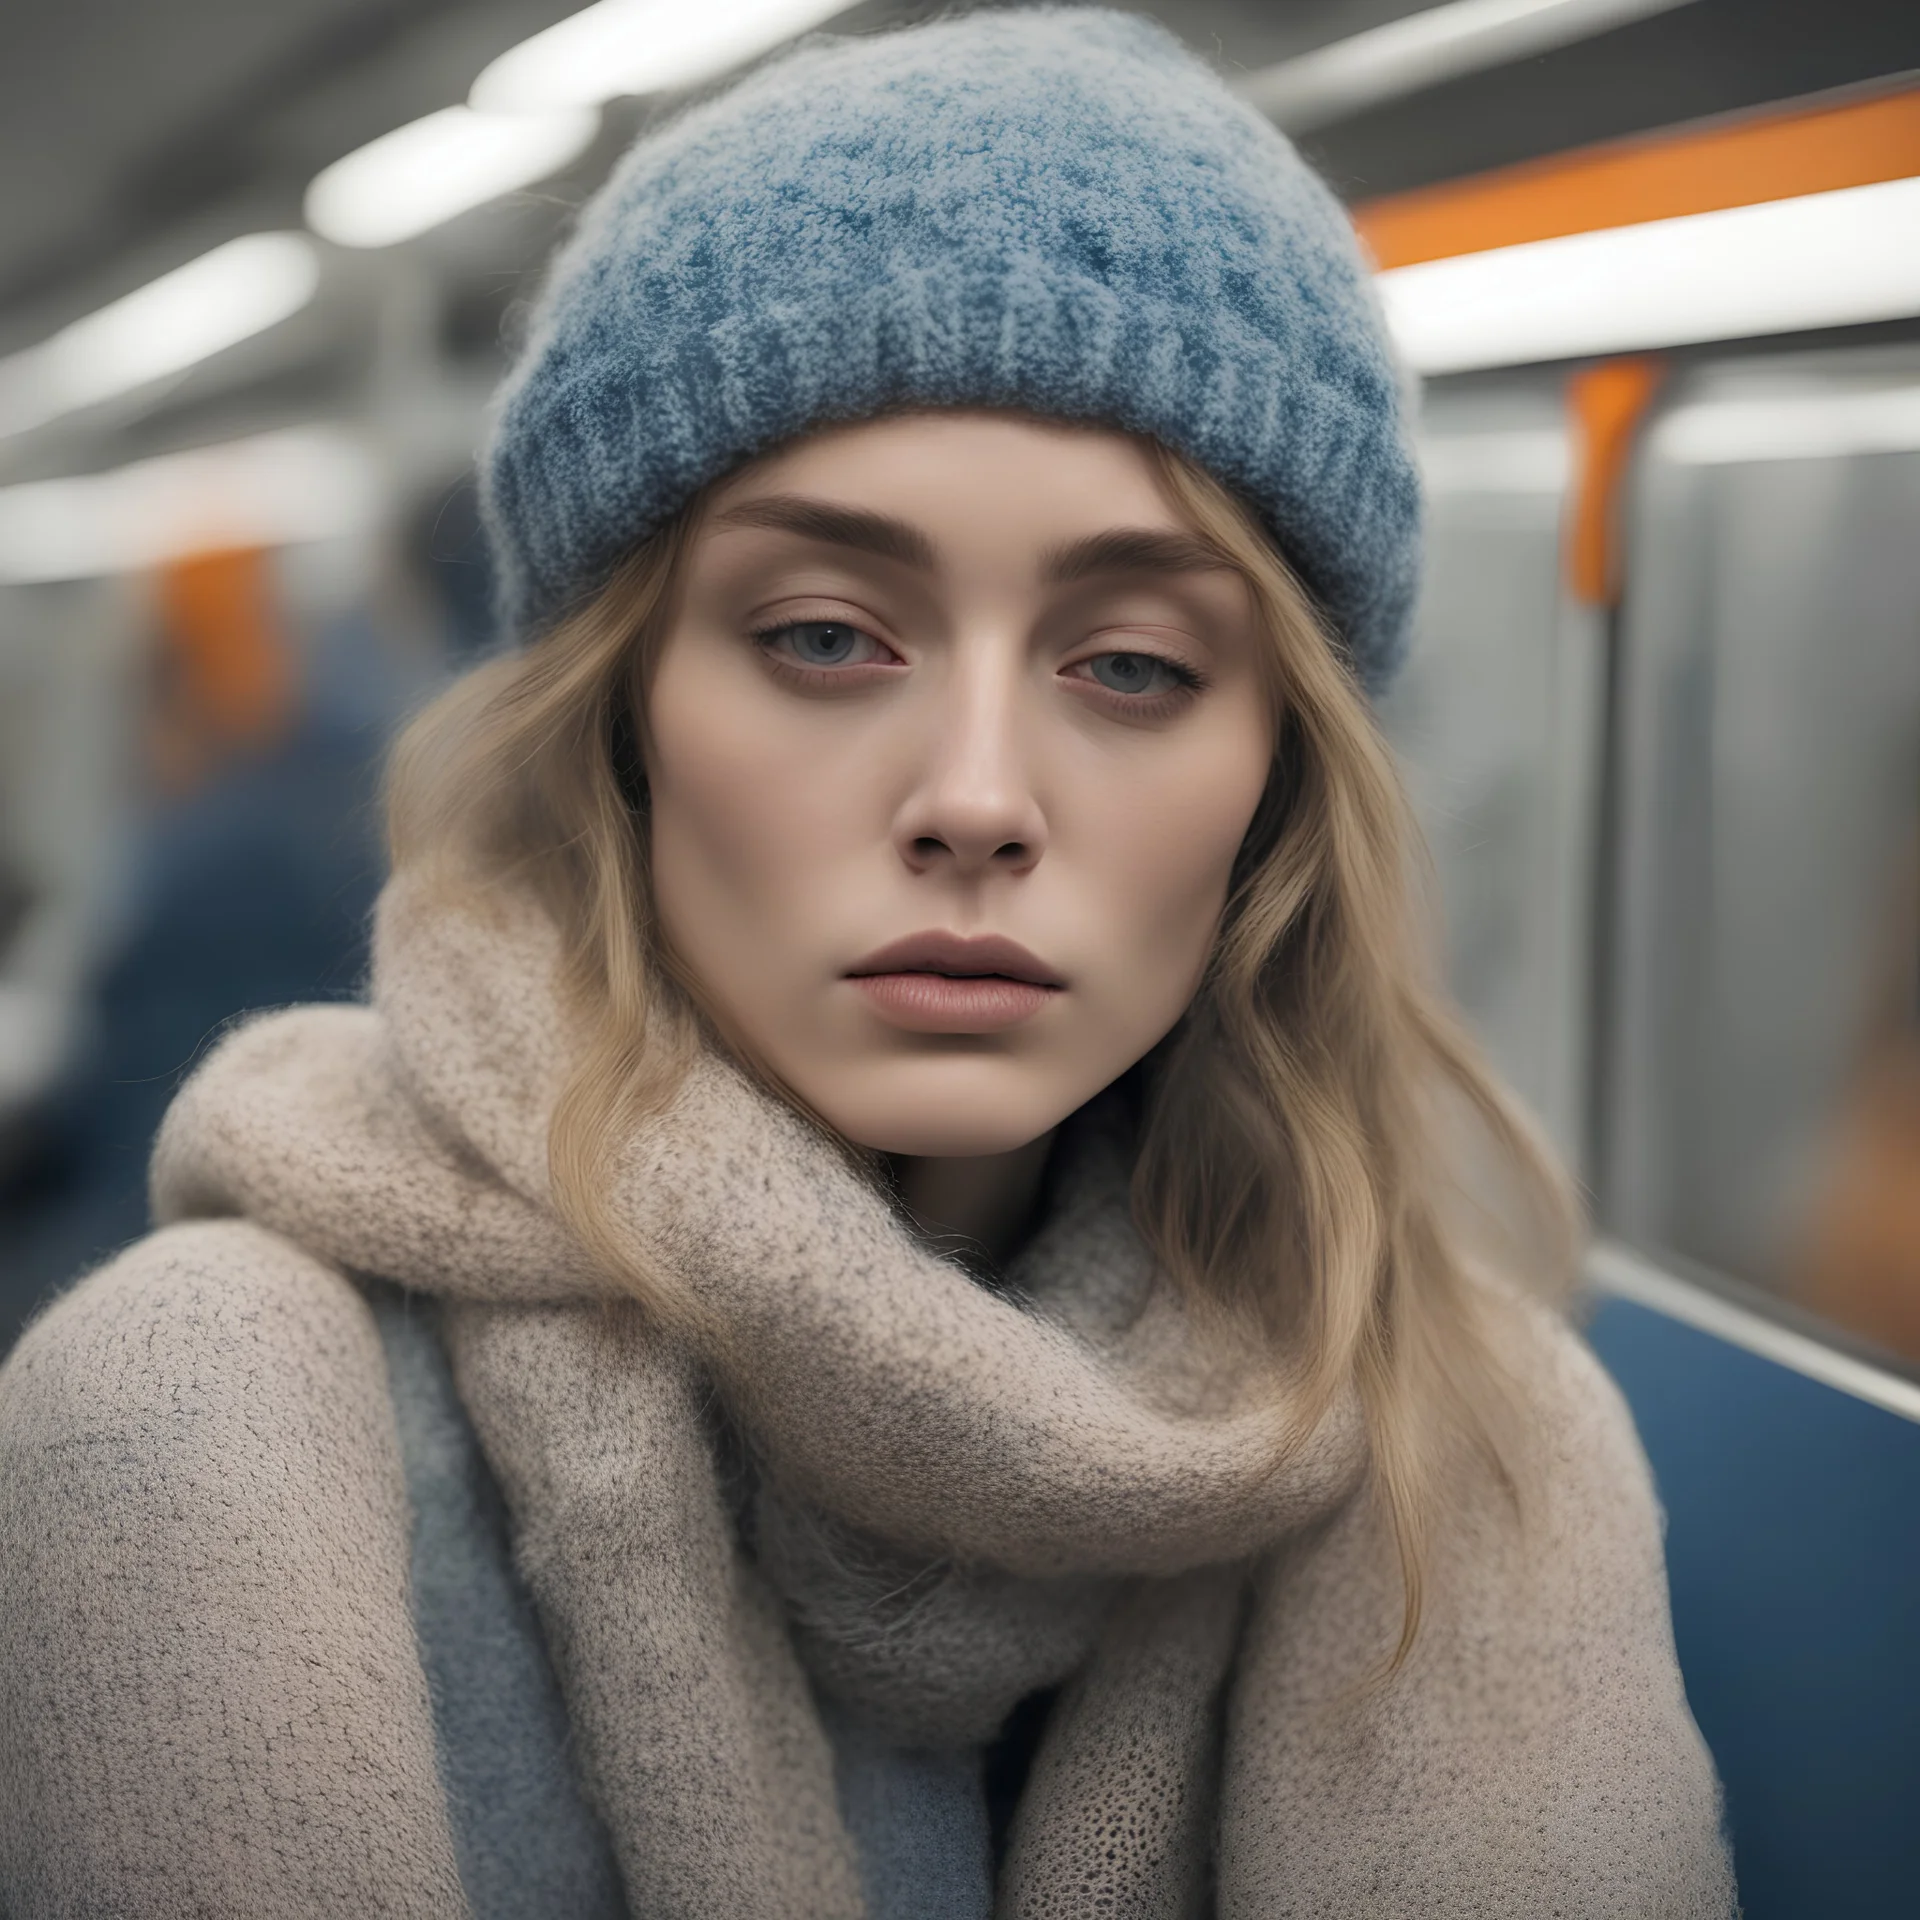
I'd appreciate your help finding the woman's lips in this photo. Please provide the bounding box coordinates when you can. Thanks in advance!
[850,971,1057,1032]
[846,930,1064,1033]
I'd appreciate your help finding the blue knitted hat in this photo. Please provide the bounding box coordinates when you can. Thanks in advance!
[482,6,1421,692]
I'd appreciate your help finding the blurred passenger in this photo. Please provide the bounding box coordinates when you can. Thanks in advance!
[0,544,411,1346]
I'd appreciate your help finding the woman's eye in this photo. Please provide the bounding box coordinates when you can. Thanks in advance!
[1079,651,1190,697]
[761,621,884,668]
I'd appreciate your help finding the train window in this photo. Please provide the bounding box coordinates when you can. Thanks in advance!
[1606,346,1920,1357]
[1380,380,1598,1163]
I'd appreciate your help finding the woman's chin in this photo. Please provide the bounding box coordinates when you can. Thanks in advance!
[799,1058,1090,1160]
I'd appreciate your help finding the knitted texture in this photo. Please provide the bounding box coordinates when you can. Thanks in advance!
[481,6,1421,691]
[376,1288,993,1919]
[0,1221,467,1917]
[371,1288,629,1918]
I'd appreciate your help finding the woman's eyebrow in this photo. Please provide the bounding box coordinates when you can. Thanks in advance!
[1041,528,1231,583]
[706,495,937,570]
[705,501,1229,585]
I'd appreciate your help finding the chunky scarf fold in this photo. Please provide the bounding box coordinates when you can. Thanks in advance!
[151,874,1366,1914]
[120,872,1737,1917]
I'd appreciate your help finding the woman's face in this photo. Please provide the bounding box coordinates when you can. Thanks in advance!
[641,412,1275,1157]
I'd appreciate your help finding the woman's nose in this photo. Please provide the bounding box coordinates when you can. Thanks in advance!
[891,665,1048,879]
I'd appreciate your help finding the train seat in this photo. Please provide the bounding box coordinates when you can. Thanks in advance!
[1586,1251,1920,1920]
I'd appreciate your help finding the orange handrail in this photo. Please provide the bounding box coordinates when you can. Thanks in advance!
[1565,359,1665,606]
[1355,81,1920,270]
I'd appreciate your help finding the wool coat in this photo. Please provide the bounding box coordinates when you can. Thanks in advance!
[0,875,1737,1918]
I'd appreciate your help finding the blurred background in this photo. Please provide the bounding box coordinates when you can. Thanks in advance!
[1,3,1918,1910]
[0,0,1915,1358]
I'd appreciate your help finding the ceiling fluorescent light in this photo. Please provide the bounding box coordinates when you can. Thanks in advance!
[471,0,851,114]
[1653,386,1920,465]
[0,233,320,440]
[1242,0,1699,131]
[0,427,383,584]
[305,105,599,249]
[1379,175,1920,375]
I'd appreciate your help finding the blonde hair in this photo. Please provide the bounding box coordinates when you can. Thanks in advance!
[387,434,1579,1661]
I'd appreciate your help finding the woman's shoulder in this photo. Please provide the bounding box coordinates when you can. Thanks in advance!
[0,1223,468,1912]
[1484,1280,1663,1534]
[1222,1280,1735,1917]
[0,1216,413,1686]
[0,1216,413,1648]
[1,1217,388,1444]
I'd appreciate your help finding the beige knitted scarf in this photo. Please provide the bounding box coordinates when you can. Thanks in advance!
[139,873,1736,1918]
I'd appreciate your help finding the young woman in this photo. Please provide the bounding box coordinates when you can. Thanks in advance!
[0,11,1734,1916]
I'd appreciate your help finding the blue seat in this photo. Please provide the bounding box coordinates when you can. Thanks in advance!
[1587,1263,1920,1920]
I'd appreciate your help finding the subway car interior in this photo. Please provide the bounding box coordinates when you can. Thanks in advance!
[1,2,1917,1912]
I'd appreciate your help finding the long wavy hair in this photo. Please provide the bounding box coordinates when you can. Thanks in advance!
[386,427,1579,1661]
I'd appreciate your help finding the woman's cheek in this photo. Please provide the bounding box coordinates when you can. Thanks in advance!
[1079,743,1269,1014]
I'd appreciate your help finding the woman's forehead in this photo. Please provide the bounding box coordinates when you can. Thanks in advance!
[696,411,1200,574]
